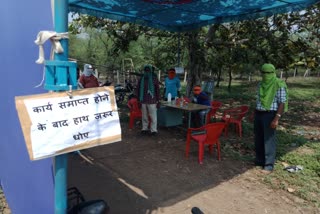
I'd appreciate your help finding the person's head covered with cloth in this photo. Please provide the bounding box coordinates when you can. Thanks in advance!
[259,63,288,112]
[83,64,94,76]
[139,64,155,101]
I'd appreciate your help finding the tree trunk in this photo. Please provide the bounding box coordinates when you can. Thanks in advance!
[227,48,233,92]
[228,67,232,92]
[186,31,203,97]
[216,67,222,88]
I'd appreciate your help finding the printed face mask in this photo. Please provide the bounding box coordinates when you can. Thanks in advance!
[168,71,175,79]
[193,87,201,95]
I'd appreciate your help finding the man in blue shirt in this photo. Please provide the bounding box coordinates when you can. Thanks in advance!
[164,68,181,101]
[192,85,211,127]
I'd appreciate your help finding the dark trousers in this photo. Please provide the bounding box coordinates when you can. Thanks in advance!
[254,111,277,167]
[191,109,210,128]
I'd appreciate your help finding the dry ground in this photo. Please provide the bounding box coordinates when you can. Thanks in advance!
[67,113,319,214]
[1,101,319,214]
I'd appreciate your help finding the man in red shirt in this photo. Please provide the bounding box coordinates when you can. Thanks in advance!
[78,64,99,88]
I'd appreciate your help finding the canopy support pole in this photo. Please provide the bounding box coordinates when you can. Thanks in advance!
[54,0,69,213]
[177,32,181,67]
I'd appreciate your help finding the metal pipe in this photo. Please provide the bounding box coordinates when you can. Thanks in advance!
[54,0,68,213]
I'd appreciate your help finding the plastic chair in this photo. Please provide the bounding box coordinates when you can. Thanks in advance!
[185,122,226,164]
[128,98,151,129]
[127,98,142,129]
[221,105,249,137]
[206,100,222,124]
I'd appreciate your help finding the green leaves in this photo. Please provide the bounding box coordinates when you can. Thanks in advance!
[68,3,320,88]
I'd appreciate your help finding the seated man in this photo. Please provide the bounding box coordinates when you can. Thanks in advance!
[191,85,211,127]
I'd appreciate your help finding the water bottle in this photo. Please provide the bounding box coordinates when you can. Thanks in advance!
[167,93,172,103]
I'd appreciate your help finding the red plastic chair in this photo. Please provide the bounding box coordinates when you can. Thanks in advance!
[206,100,223,124]
[128,98,151,129]
[127,98,142,129]
[185,122,226,164]
[221,105,249,137]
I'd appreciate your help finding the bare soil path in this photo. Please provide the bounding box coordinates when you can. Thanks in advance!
[67,120,319,214]
[1,100,319,214]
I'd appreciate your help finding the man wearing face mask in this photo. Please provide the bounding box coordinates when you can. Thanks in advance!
[254,63,288,173]
[164,68,181,101]
[136,65,160,136]
[191,85,211,127]
[78,64,99,88]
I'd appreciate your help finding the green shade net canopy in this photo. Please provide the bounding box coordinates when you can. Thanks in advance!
[69,0,320,32]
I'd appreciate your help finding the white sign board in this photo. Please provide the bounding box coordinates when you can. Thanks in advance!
[15,87,121,160]
[175,67,184,74]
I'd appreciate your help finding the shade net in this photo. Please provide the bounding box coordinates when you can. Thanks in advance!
[69,0,319,32]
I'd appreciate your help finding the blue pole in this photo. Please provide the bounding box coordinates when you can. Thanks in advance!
[177,32,181,67]
[54,0,68,213]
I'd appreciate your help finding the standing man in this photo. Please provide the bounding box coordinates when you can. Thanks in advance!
[137,65,160,136]
[164,68,181,101]
[254,63,288,173]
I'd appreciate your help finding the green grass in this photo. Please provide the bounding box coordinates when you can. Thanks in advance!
[286,78,320,102]
[126,77,320,207]
[211,77,320,208]
[265,141,320,207]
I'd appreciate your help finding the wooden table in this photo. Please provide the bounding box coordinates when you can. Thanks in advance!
[161,101,211,128]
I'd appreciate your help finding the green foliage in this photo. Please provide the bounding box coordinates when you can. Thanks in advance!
[68,5,320,208]
[288,81,320,102]
[213,81,257,105]
[69,3,320,91]
[210,78,320,207]
[276,130,308,157]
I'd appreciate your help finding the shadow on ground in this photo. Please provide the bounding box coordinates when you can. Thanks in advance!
[68,121,253,214]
